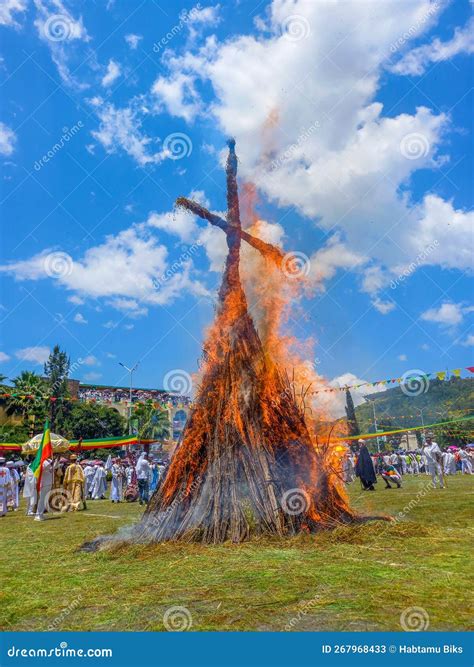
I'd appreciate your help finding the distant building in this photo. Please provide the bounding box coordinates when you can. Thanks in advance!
[77,382,191,440]
[1,380,191,440]
[398,431,418,451]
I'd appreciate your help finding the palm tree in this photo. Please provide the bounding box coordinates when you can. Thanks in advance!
[6,371,48,432]
[133,401,171,441]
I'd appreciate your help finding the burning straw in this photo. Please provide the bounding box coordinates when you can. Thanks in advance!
[86,140,386,550]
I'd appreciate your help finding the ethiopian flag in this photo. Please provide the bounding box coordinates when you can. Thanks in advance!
[31,420,53,491]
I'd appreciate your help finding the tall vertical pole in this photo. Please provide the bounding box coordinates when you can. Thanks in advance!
[119,362,139,437]
[372,400,380,452]
[129,368,133,436]
[417,408,425,438]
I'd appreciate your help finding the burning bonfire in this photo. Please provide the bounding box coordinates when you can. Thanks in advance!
[84,140,383,552]
[131,139,368,545]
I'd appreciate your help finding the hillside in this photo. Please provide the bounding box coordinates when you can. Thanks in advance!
[353,376,474,442]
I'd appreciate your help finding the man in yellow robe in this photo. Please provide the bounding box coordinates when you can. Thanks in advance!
[63,455,86,511]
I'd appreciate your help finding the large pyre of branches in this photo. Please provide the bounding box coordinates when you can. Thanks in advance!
[133,140,359,544]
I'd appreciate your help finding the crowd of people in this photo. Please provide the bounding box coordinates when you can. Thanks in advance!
[343,437,473,491]
[78,387,191,407]
[0,451,167,520]
[1,436,472,519]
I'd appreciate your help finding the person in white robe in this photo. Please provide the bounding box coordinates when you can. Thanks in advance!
[448,451,457,475]
[110,459,124,502]
[400,454,407,475]
[458,447,473,474]
[90,462,107,499]
[342,451,355,483]
[421,453,429,474]
[422,437,444,489]
[83,463,96,498]
[34,458,54,521]
[0,457,12,517]
[446,451,457,475]
[135,452,151,505]
[23,463,37,515]
[6,462,20,510]
[410,452,419,475]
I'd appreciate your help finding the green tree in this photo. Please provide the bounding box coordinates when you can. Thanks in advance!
[6,371,48,432]
[61,402,125,440]
[133,401,171,441]
[344,388,360,436]
[44,345,70,430]
[0,423,30,444]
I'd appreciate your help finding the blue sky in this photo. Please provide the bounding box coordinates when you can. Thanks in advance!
[0,0,472,412]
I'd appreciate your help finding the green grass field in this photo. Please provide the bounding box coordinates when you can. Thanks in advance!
[1,475,472,632]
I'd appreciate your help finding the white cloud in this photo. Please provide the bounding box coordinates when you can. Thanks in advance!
[73,312,88,324]
[33,0,90,88]
[125,33,142,49]
[2,0,472,324]
[187,5,221,41]
[0,0,26,27]
[15,346,50,365]
[189,5,220,27]
[91,101,168,165]
[88,96,103,107]
[308,235,366,286]
[372,297,396,315]
[82,354,99,366]
[101,59,121,87]
[0,351,11,362]
[407,195,474,273]
[61,227,169,300]
[106,352,117,358]
[325,372,388,418]
[147,190,209,242]
[0,221,209,312]
[103,320,118,329]
[421,302,471,328]
[123,323,134,330]
[361,265,391,295]
[398,354,407,361]
[148,0,471,309]
[0,121,16,155]
[68,294,84,305]
[147,208,197,243]
[462,334,474,347]
[107,298,148,318]
[391,17,474,76]
[151,72,201,122]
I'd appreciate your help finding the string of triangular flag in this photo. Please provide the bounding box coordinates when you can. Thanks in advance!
[1,367,473,402]
[310,366,473,395]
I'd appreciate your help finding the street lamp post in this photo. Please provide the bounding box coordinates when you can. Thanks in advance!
[415,407,425,438]
[119,361,139,435]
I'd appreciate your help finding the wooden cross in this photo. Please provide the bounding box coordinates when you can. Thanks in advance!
[176,140,284,269]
